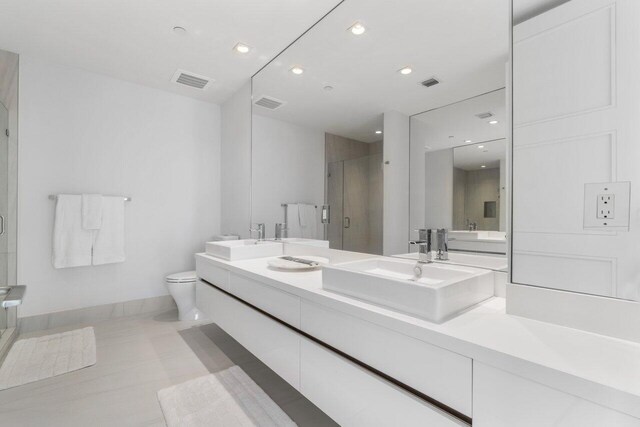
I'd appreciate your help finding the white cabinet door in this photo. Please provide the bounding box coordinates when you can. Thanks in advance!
[300,338,467,427]
[473,362,640,427]
[301,300,472,417]
[195,281,301,389]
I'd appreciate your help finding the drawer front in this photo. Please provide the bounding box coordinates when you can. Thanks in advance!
[473,363,640,427]
[230,273,301,328]
[301,301,472,417]
[196,257,230,291]
[300,338,467,427]
[195,280,300,389]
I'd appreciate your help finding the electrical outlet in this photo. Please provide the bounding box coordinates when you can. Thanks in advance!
[584,182,630,230]
[596,194,614,219]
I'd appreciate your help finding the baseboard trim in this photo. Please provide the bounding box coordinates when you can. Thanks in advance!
[18,295,177,334]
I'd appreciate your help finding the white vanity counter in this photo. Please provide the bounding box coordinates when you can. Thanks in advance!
[195,250,640,423]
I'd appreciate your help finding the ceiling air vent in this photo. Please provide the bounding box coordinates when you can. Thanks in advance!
[254,95,286,110]
[171,69,213,90]
[421,77,440,88]
[476,111,494,119]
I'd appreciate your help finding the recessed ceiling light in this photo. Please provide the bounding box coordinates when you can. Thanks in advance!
[465,140,472,143]
[349,22,366,35]
[478,145,485,149]
[233,43,251,54]
[481,165,487,168]
[172,26,187,35]
[399,67,413,75]
[375,130,382,134]
[488,120,499,125]
[290,66,304,75]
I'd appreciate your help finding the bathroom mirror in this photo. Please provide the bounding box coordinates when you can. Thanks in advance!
[251,0,509,255]
[409,89,508,255]
[511,0,640,301]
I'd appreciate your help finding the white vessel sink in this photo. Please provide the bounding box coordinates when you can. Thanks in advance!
[393,252,508,272]
[322,258,493,323]
[205,239,283,261]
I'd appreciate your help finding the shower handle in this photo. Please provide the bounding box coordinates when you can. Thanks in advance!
[0,215,5,236]
[344,216,351,229]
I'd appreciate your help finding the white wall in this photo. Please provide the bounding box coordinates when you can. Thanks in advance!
[221,82,251,238]
[18,56,221,317]
[251,114,325,239]
[383,111,410,256]
[424,149,453,229]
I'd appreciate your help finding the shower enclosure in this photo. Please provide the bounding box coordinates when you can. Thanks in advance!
[0,49,19,352]
[327,153,383,254]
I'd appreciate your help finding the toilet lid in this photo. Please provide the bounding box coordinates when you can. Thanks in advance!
[166,271,197,283]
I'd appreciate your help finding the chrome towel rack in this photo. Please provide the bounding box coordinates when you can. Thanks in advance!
[48,194,132,202]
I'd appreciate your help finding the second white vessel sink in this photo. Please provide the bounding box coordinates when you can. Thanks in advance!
[205,239,283,261]
[322,257,493,323]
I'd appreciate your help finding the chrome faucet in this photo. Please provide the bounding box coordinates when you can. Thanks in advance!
[409,228,433,264]
[250,223,266,241]
[274,223,287,240]
[435,228,449,261]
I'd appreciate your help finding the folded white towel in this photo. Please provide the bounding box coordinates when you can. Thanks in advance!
[298,204,317,239]
[92,196,125,265]
[52,195,93,269]
[286,204,302,238]
[81,194,102,230]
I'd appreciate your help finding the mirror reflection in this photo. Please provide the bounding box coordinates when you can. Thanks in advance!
[251,0,509,256]
[410,89,507,254]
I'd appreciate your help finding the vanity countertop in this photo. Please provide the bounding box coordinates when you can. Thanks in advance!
[195,252,640,418]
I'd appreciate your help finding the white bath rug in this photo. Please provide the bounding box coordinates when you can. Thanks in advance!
[158,366,297,427]
[0,326,96,391]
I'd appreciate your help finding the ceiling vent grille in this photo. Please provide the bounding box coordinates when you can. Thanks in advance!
[421,77,440,88]
[476,111,494,119]
[171,69,213,89]
[254,95,286,110]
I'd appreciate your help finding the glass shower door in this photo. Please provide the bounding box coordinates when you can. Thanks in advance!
[0,102,8,337]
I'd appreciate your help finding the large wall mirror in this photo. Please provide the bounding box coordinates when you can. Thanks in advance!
[251,0,509,256]
[410,89,507,255]
[512,0,640,302]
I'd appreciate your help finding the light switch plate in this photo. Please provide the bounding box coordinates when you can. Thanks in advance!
[584,182,631,230]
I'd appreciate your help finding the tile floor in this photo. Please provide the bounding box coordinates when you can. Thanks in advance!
[0,309,337,426]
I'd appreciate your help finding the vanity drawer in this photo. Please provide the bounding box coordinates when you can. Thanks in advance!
[195,280,300,389]
[300,338,467,426]
[196,257,230,291]
[229,273,301,328]
[301,301,472,417]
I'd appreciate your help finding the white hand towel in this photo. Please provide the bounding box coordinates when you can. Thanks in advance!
[92,196,125,265]
[52,195,93,269]
[285,204,302,238]
[81,194,102,230]
[298,204,317,239]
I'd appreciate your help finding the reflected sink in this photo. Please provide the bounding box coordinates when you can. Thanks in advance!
[205,239,283,261]
[281,238,330,248]
[322,258,493,323]
[449,230,506,241]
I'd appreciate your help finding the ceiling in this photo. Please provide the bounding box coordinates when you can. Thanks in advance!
[412,88,507,152]
[0,0,341,104]
[513,0,570,24]
[252,0,509,143]
[453,139,506,171]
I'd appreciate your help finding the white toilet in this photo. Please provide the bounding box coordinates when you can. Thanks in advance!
[165,271,203,321]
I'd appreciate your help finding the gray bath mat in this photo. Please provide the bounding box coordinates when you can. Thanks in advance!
[0,326,96,390]
[158,366,297,427]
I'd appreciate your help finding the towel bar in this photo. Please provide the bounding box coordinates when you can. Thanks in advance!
[48,195,132,202]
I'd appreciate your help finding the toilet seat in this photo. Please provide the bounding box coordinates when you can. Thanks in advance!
[166,271,197,284]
